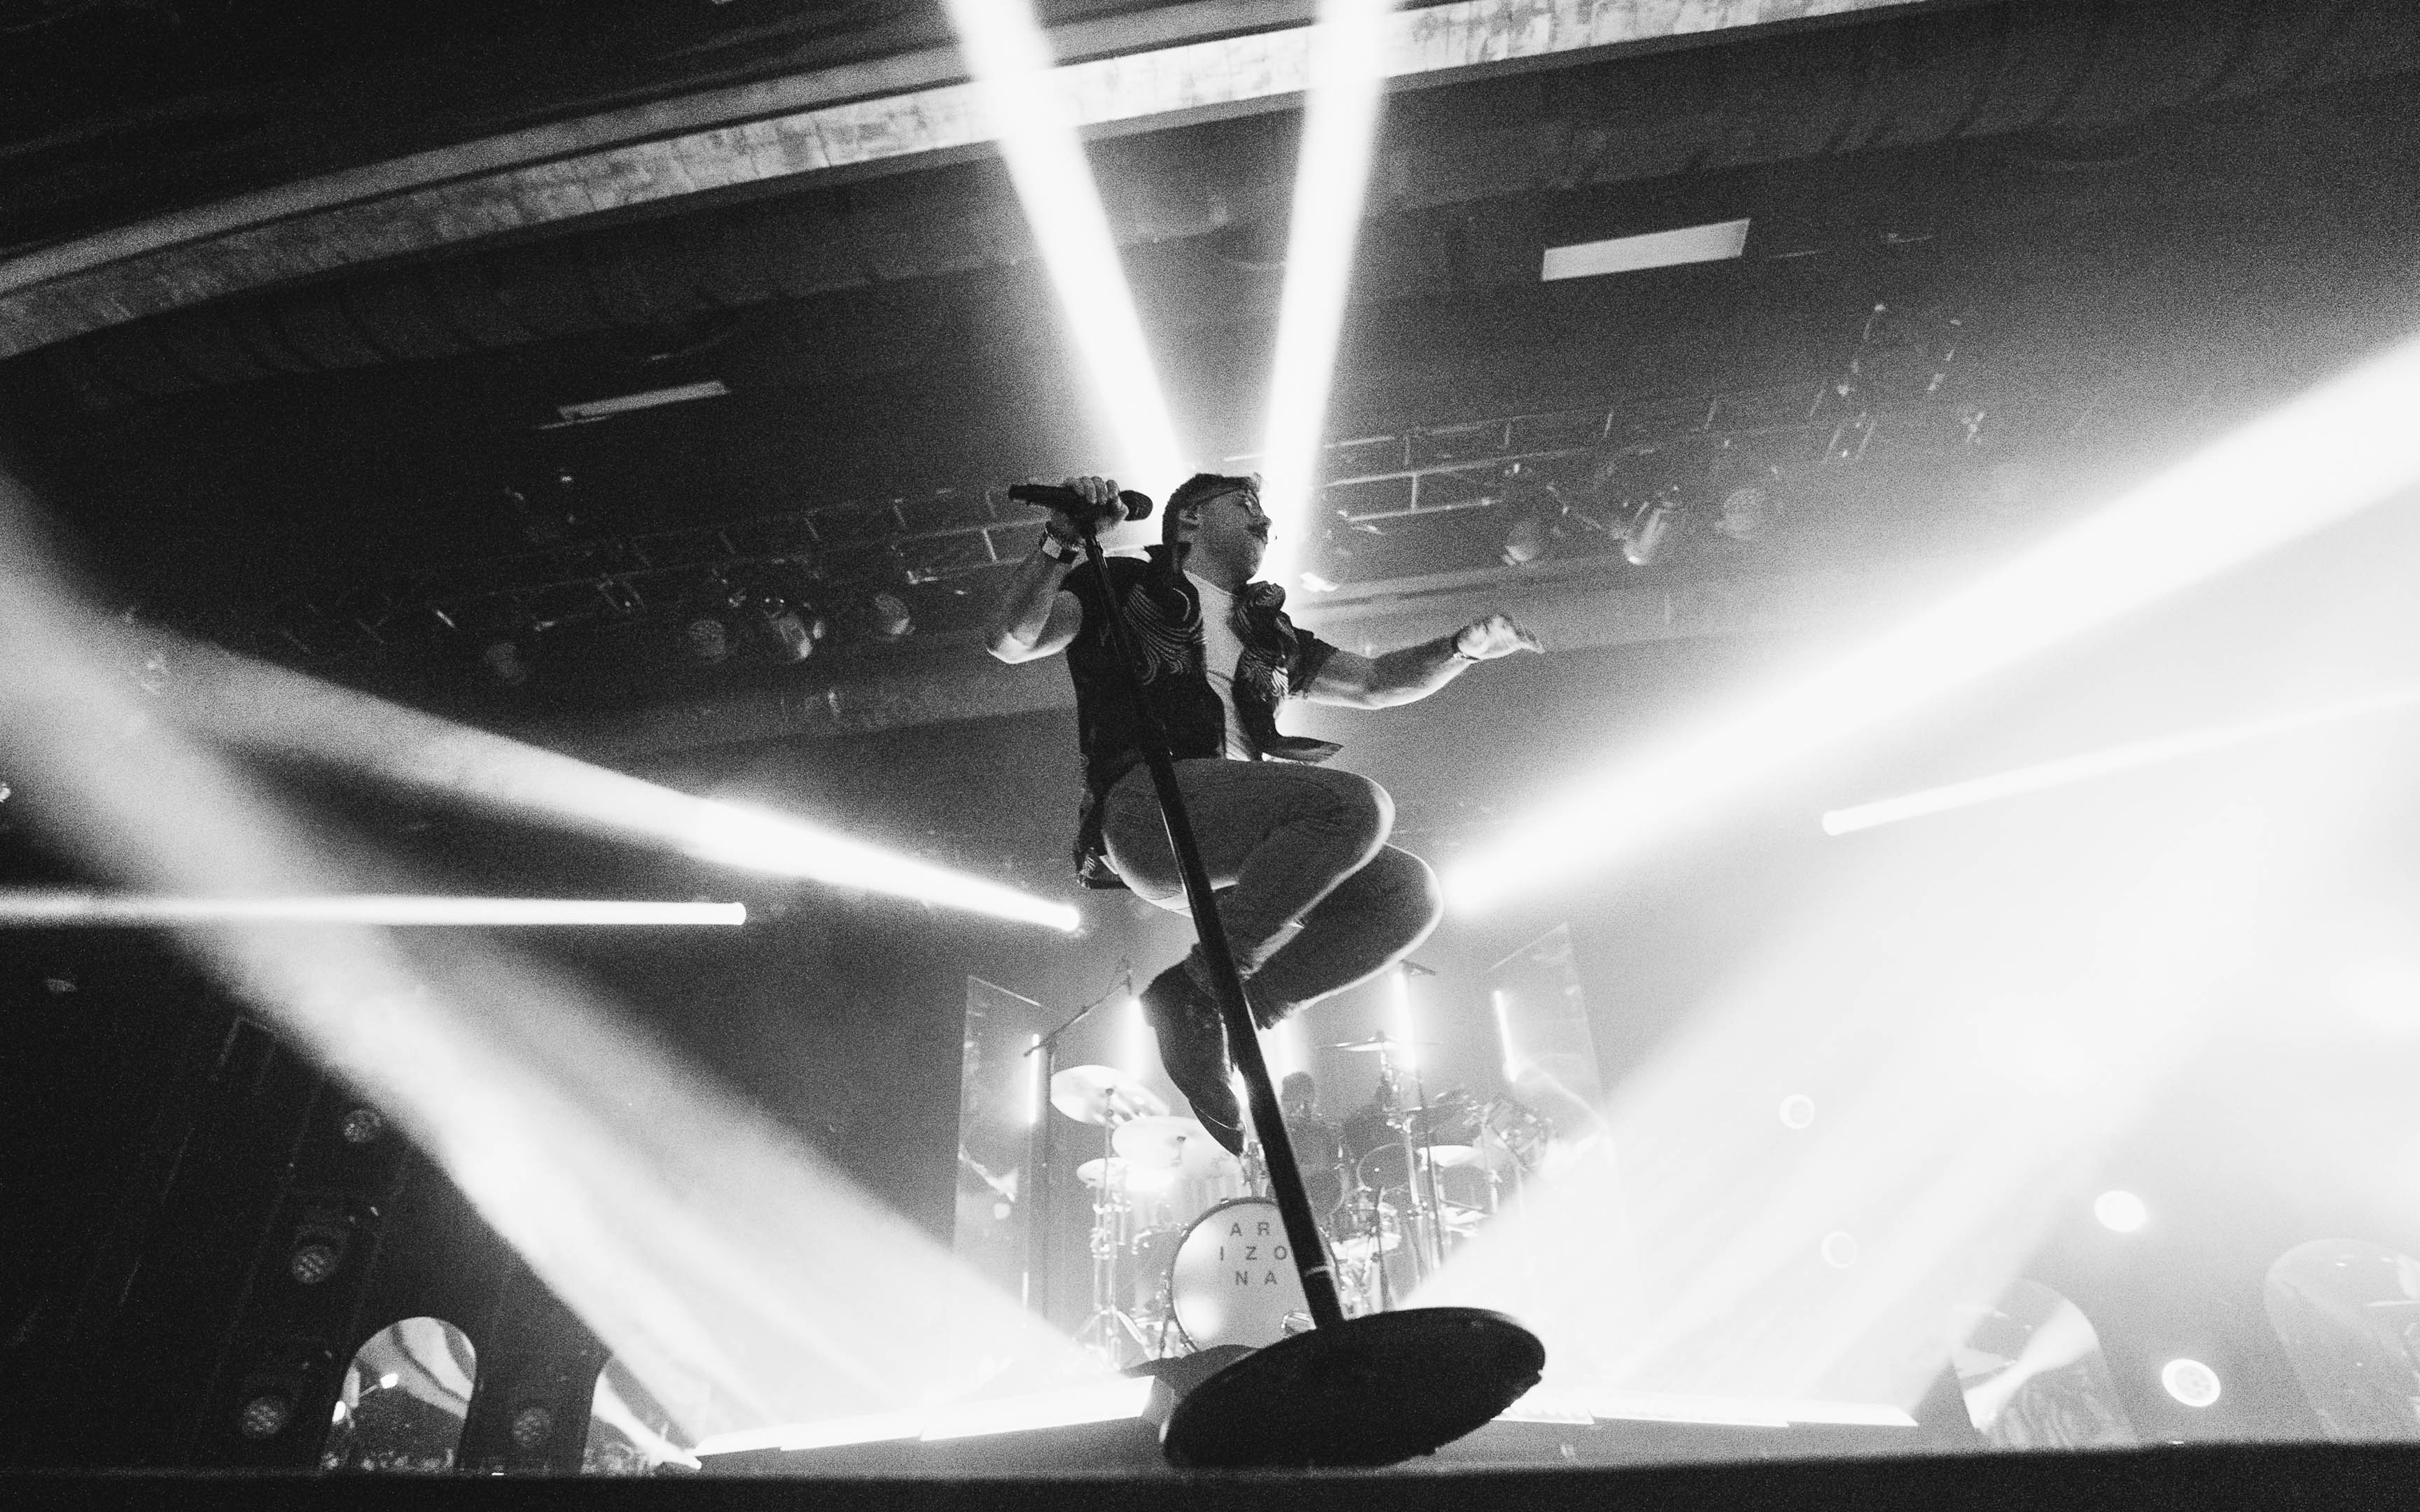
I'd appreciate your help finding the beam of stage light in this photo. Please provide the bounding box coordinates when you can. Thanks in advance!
[1256,0,1394,591]
[1448,330,2420,913]
[0,892,745,927]
[1414,790,2276,1413]
[1821,684,2420,836]
[160,643,1078,932]
[942,0,1184,492]
[0,467,1117,1446]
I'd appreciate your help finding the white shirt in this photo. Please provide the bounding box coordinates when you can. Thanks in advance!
[1186,572,1258,760]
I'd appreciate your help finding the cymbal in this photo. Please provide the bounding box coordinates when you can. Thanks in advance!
[1050,1065,1168,1126]
[1326,1035,1439,1054]
[1113,1115,1242,1179]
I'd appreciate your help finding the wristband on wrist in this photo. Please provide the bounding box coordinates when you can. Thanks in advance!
[1442,629,1479,662]
[1038,533,1080,564]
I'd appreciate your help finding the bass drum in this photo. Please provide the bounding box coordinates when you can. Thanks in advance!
[1167,1198,1310,1350]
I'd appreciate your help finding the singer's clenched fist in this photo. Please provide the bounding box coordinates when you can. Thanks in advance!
[1045,474,1120,542]
[1452,613,1545,660]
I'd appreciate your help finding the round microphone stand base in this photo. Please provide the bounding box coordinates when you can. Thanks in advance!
[1160,1307,1544,1469]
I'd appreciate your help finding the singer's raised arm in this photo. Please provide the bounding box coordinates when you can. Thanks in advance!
[982,473,1113,662]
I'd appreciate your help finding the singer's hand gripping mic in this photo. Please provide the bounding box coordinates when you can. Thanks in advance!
[1007,482,1155,525]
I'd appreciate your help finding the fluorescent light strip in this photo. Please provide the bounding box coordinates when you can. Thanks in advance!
[1258,0,1396,592]
[1448,328,2420,913]
[1542,218,1751,281]
[556,380,729,422]
[0,892,745,927]
[943,0,1184,491]
[1823,685,2420,835]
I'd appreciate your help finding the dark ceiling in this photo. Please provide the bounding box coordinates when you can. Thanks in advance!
[5,0,2420,741]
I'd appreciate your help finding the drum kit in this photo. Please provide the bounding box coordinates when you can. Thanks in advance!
[1046,1050,1554,1368]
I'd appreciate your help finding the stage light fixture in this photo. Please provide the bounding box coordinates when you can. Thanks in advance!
[1621,498,1676,567]
[1449,329,2420,914]
[1257,0,1396,591]
[683,615,732,664]
[869,592,915,643]
[510,1405,557,1450]
[480,639,531,687]
[237,1394,293,1439]
[2162,1358,2223,1407]
[288,1239,345,1285]
[2094,1189,2148,1233]
[942,0,1183,491]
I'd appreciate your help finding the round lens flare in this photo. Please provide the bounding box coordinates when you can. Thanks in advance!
[2162,1357,2223,1408]
[2094,1189,2150,1233]
[1776,1093,1816,1130]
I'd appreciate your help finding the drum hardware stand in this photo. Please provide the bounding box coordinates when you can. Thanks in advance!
[1070,512,1543,1468]
[1072,1120,1154,1367]
[1023,964,1135,1331]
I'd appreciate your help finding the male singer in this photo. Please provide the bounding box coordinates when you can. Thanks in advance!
[985,472,1541,1154]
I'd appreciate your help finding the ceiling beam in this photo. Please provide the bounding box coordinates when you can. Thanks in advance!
[0,0,1926,363]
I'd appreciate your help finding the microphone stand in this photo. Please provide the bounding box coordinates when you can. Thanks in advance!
[1071,516,1542,1469]
[1023,962,1132,1329]
[1069,521,1345,1331]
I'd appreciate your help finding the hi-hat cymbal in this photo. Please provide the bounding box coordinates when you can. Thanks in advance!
[1113,1114,1242,1179]
[1328,1035,1440,1053]
[1051,1065,1168,1126]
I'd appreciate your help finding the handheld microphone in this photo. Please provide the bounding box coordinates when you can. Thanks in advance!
[1007,483,1155,523]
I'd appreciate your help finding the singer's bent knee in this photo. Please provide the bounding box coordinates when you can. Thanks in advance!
[1297,765,1393,848]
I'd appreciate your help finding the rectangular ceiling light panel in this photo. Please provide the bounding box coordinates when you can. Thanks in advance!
[1541,218,1751,282]
[557,379,730,421]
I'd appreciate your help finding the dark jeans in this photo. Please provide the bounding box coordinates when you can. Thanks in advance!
[1099,757,1442,1015]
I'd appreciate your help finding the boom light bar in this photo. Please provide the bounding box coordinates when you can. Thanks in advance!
[1822,685,2420,836]
[943,0,1185,491]
[1257,0,1395,591]
[1448,329,2420,913]
[0,892,746,927]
